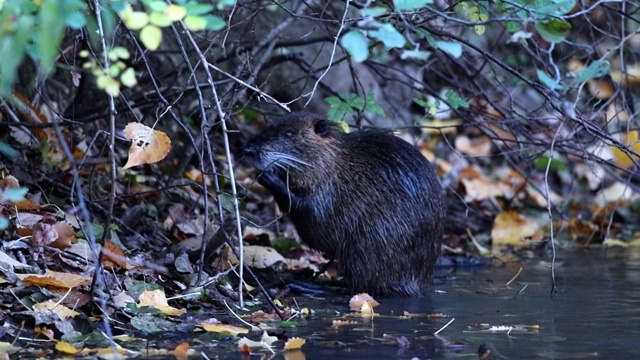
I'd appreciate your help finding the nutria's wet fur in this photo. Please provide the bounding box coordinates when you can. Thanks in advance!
[244,112,445,296]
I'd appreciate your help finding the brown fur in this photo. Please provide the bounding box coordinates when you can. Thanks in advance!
[244,112,444,296]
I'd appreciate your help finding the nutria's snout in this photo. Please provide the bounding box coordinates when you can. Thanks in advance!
[243,141,259,159]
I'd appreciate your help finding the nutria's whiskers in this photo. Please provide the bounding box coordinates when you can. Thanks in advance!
[244,112,444,297]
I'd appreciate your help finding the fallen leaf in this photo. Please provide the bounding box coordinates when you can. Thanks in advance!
[201,322,249,336]
[122,123,171,169]
[491,211,543,247]
[55,341,80,355]
[284,337,306,351]
[17,270,92,289]
[138,290,186,316]
[33,300,80,321]
[349,293,380,311]
[242,245,286,269]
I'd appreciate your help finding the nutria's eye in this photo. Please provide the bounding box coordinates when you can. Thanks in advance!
[285,130,294,137]
[314,120,328,135]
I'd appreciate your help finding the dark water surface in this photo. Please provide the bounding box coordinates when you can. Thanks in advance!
[218,249,640,360]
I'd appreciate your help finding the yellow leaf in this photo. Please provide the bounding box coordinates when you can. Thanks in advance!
[33,300,80,321]
[201,322,249,336]
[120,67,137,87]
[284,337,306,350]
[165,5,187,21]
[55,341,80,355]
[96,75,121,97]
[16,270,92,289]
[122,123,172,169]
[138,290,186,316]
[610,130,640,168]
[149,12,173,27]
[491,211,543,247]
[120,10,149,30]
[140,25,162,50]
[184,16,207,31]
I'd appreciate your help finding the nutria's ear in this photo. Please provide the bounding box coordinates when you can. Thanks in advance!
[314,119,329,136]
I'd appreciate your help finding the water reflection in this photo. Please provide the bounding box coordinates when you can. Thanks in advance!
[269,249,640,360]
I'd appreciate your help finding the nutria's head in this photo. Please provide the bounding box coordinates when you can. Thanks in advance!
[244,112,343,183]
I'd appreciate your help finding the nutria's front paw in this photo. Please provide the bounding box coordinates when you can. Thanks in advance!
[257,170,282,189]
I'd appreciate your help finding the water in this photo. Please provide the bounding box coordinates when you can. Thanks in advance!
[240,249,640,359]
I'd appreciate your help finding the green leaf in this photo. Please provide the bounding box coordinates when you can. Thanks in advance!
[146,1,167,12]
[444,89,469,109]
[0,140,21,161]
[535,19,571,43]
[369,23,406,48]
[325,96,355,122]
[2,187,28,202]
[204,15,226,31]
[184,3,214,16]
[140,24,162,50]
[184,15,207,31]
[0,217,8,231]
[436,41,462,58]
[149,12,173,27]
[575,60,611,83]
[534,155,566,171]
[537,0,576,16]
[393,0,433,11]
[340,31,369,63]
[536,68,563,90]
[217,0,236,10]
[65,12,87,29]
[360,7,388,17]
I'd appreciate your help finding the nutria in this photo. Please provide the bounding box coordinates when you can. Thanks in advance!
[244,112,444,296]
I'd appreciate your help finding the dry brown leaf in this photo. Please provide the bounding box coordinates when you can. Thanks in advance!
[491,211,543,247]
[461,177,513,202]
[172,342,189,360]
[49,222,76,249]
[17,270,92,289]
[103,240,128,269]
[122,123,171,169]
[242,245,286,269]
[138,290,186,316]
[284,337,306,350]
[455,135,492,156]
